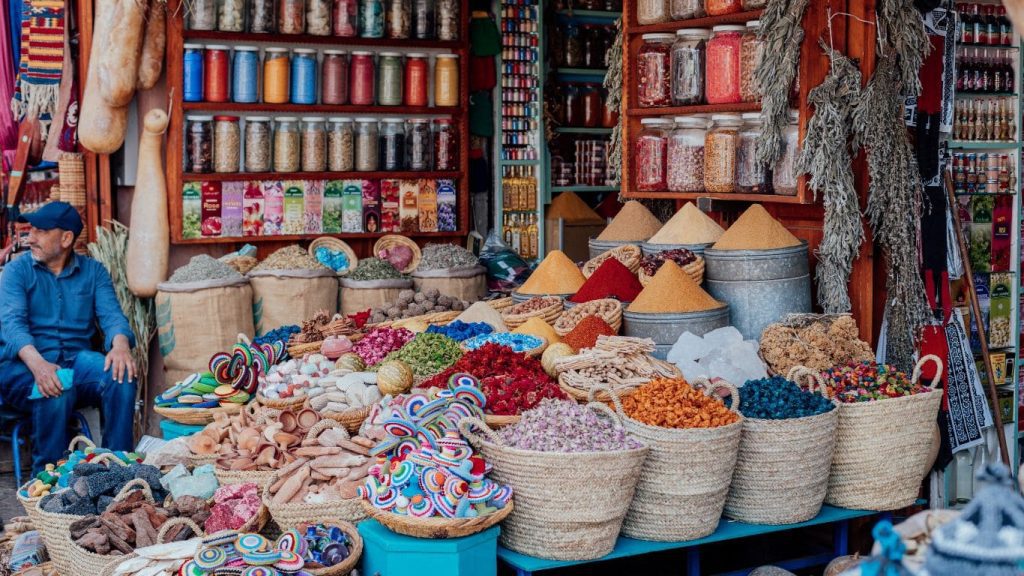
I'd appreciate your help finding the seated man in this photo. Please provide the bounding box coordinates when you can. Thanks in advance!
[0,202,137,473]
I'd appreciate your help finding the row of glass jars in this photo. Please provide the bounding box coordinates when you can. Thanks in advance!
[634,111,799,196]
[637,0,764,24]
[185,115,459,174]
[187,0,459,40]
[184,45,458,107]
[637,22,763,107]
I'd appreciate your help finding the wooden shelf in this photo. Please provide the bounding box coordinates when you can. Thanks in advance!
[627,10,763,34]
[556,9,622,19]
[182,170,460,182]
[551,185,618,192]
[956,92,1017,97]
[182,102,460,115]
[624,191,809,204]
[949,141,1022,149]
[553,127,614,134]
[627,102,761,116]
[553,67,608,76]
[958,42,1017,49]
[174,231,467,245]
[182,30,463,50]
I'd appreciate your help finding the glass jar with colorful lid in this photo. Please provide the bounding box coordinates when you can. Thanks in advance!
[635,118,672,192]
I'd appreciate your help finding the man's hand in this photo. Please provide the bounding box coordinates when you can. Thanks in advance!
[28,358,63,398]
[105,336,136,384]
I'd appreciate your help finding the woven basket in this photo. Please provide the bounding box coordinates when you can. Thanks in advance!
[154,402,243,425]
[213,467,278,491]
[821,355,945,511]
[553,299,623,336]
[460,410,648,561]
[256,392,309,410]
[639,256,705,287]
[582,245,642,278]
[484,414,521,428]
[360,499,512,539]
[724,368,839,525]
[320,405,372,434]
[488,297,515,312]
[99,517,205,575]
[309,236,359,274]
[17,436,97,524]
[501,297,564,329]
[373,235,422,273]
[303,520,363,575]
[557,357,681,403]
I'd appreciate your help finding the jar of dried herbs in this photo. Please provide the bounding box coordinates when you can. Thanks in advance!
[301,117,327,172]
[244,116,272,172]
[773,111,799,196]
[703,114,741,193]
[188,0,217,30]
[436,0,458,40]
[355,118,380,171]
[219,0,246,31]
[248,0,276,32]
[386,0,411,38]
[274,117,300,172]
[328,118,355,171]
[736,112,768,194]
[213,115,241,173]
[740,20,764,103]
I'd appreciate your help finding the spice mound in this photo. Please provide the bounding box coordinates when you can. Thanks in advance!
[628,261,723,313]
[421,342,552,393]
[739,377,835,420]
[820,361,933,403]
[498,399,644,452]
[373,332,462,377]
[647,202,725,245]
[168,254,243,283]
[562,315,616,351]
[418,243,480,271]
[569,258,644,304]
[547,191,604,224]
[712,204,802,251]
[426,320,494,341]
[622,378,739,429]
[639,248,699,277]
[759,314,874,375]
[252,244,329,271]
[353,327,416,365]
[346,257,406,281]
[517,250,586,295]
[596,200,663,242]
[512,317,561,344]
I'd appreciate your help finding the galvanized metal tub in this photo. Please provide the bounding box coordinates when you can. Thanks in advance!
[640,242,714,258]
[703,242,811,340]
[589,238,643,259]
[511,291,573,305]
[623,306,731,359]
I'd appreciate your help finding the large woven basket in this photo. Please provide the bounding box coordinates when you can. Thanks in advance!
[460,410,648,561]
[501,296,564,329]
[582,245,642,278]
[724,368,839,525]
[154,402,243,425]
[99,517,204,575]
[594,380,744,541]
[487,297,515,312]
[639,256,705,286]
[553,298,623,336]
[821,355,945,511]
[373,235,422,273]
[309,236,359,274]
[213,467,278,491]
[17,436,96,525]
[360,499,513,539]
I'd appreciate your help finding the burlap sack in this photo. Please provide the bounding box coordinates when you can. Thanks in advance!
[248,269,339,335]
[156,277,253,386]
[339,278,413,316]
[412,265,487,303]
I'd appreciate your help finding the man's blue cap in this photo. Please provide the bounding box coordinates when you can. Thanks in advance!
[17,201,84,237]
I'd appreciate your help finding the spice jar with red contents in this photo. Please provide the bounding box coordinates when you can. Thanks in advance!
[740,20,765,103]
[321,50,350,105]
[706,25,744,105]
[333,0,358,35]
[703,114,741,193]
[635,118,672,192]
[637,34,674,108]
[582,85,603,128]
[705,0,741,16]
[349,51,376,106]
[203,45,230,103]
[667,116,706,193]
[404,53,429,107]
[671,28,709,106]
[637,0,669,25]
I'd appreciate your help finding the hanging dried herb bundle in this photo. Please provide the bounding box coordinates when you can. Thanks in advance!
[604,19,624,186]
[755,0,810,170]
[852,57,931,370]
[876,0,931,96]
[795,42,864,315]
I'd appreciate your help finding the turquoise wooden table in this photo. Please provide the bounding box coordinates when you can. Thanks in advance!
[497,505,886,576]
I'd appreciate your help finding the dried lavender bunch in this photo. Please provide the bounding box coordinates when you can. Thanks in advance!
[876,0,931,97]
[795,43,864,314]
[755,0,810,170]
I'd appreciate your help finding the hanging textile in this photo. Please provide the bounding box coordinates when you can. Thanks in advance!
[0,0,18,154]
[10,0,65,137]
[943,309,993,454]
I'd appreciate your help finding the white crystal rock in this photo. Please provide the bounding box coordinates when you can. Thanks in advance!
[667,331,713,363]
[703,326,744,349]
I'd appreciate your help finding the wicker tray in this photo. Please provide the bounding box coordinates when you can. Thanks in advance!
[359,499,513,539]
[374,235,422,273]
[309,237,359,274]
[256,392,308,410]
[320,405,372,434]
[488,297,515,312]
[154,402,243,425]
[553,299,623,336]
[501,296,564,329]
[639,256,705,286]
[558,375,638,403]
[582,245,642,278]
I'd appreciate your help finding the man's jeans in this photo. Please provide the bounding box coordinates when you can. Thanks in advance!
[2,351,136,474]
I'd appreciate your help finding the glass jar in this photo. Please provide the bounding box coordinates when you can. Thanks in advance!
[183,44,204,102]
[244,116,272,172]
[386,0,411,38]
[187,0,217,30]
[671,29,708,106]
[565,84,582,126]
[249,0,276,32]
[740,21,764,103]
[434,118,457,170]
[301,117,327,171]
[582,85,603,128]
[602,97,619,127]
[706,26,744,104]
[736,112,767,193]
[307,0,331,34]
[564,24,583,68]
[378,52,404,106]
[407,118,432,170]
[291,48,318,104]
[349,51,376,106]
[203,45,230,103]
[186,115,213,173]
[263,48,290,103]
[328,118,355,171]
[637,0,669,25]
[704,114,741,193]
[773,111,799,196]
[671,0,703,20]
[214,116,241,173]
[434,54,459,107]
[635,118,671,192]
[379,118,406,170]
[637,34,674,108]
[232,46,260,103]
[333,0,357,35]
[404,53,429,106]
[582,26,607,69]
[742,0,766,9]
[667,117,706,192]
[355,118,379,171]
[278,0,305,33]
[413,0,435,39]
[360,0,384,37]
[705,0,741,16]
[273,117,300,172]
[321,50,349,105]
[219,0,246,31]
[436,0,458,40]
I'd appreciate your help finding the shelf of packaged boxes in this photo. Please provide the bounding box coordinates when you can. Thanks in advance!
[182,102,461,115]
[949,141,1023,149]
[550,185,619,192]
[627,9,763,34]
[553,126,614,134]
[627,102,762,116]
[176,230,468,245]
[182,30,464,50]
[626,191,808,203]
[182,170,461,182]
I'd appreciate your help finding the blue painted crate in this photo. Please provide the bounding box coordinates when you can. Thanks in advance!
[358,519,499,576]
[159,419,204,440]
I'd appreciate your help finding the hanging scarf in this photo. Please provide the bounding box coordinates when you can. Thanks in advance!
[10,0,65,137]
[0,0,18,153]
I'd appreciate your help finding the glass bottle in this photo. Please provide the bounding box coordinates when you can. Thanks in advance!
[360,0,384,38]
[327,118,355,172]
[244,116,272,173]
[637,34,674,108]
[278,0,305,33]
[333,0,358,35]
[248,0,276,32]
[434,118,458,170]
[187,0,217,30]
[321,50,349,105]
[704,114,742,193]
[706,25,744,104]
[404,53,429,106]
[436,0,458,40]
[705,0,741,17]
[219,0,246,31]
[565,84,583,126]
[671,29,709,105]
[263,48,290,104]
[214,115,241,173]
[290,48,318,105]
[183,44,204,103]
[186,115,214,173]
[355,118,380,171]
[377,52,404,106]
[413,0,435,39]
[306,0,331,35]
[407,118,432,170]
[301,117,327,172]
[379,118,406,170]
[582,85,603,128]
[565,24,583,68]
[740,21,765,103]
[434,54,459,107]
[386,0,412,38]
[349,51,376,106]
[273,117,301,172]
[231,46,260,103]
[203,45,230,103]
[637,0,669,25]
[667,117,706,193]
[635,118,671,192]
[736,112,767,193]
[670,0,703,20]
[773,111,800,196]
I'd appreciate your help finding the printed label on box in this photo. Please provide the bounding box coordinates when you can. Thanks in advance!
[201,182,222,237]
[323,181,344,234]
[418,179,438,232]
[283,181,305,235]
[437,179,457,232]
[381,179,401,233]
[342,180,363,233]
[221,181,244,238]
[182,183,202,239]
[243,181,265,237]
[400,180,419,233]
[263,181,284,236]
[305,180,324,234]
[363,180,381,234]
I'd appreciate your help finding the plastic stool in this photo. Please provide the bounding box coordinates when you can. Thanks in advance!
[159,419,205,441]
[0,406,93,488]
[358,519,499,576]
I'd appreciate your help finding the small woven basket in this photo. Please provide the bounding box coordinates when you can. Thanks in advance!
[638,256,705,286]
[360,499,512,539]
[484,414,521,428]
[309,237,359,274]
[501,296,564,329]
[582,245,642,278]
[373,235,422,273]
[303,520,363,575]
[154,402,243,425]
[553,299,623,336]
[320,405,372,434]
[256,392,309,410]
[487,297,515,312]
[99,517,205,575]
[213,467,278,491]
[17,436,96,524]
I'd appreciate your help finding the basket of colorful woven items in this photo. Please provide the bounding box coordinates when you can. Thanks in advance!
[359,379,515,539]
[17,435,100,525]
[815,355,944,511]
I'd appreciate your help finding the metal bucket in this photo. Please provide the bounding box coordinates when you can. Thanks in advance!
[623,306,731,359]
[640,242,713,258]
[511,291,573,305]
[588,238,642,259]
[703,242,811,340]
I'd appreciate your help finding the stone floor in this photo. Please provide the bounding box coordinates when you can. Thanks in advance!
[1,472,25,526]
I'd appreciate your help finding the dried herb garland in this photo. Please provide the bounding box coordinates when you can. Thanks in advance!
[755,0,810,170]
[604,18,624,186]
[876,0,931,97]
[795,43,863,314]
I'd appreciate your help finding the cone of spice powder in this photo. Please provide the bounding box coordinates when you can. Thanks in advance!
[646,202,725,245]
[596,201,664,241]
[547,192,605,224]
[569,258,644,304]
[563,315,617,350]
[712,204,802,251]
[513,316,562,344]
[518,250,586,295]
[628,261,723,313]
